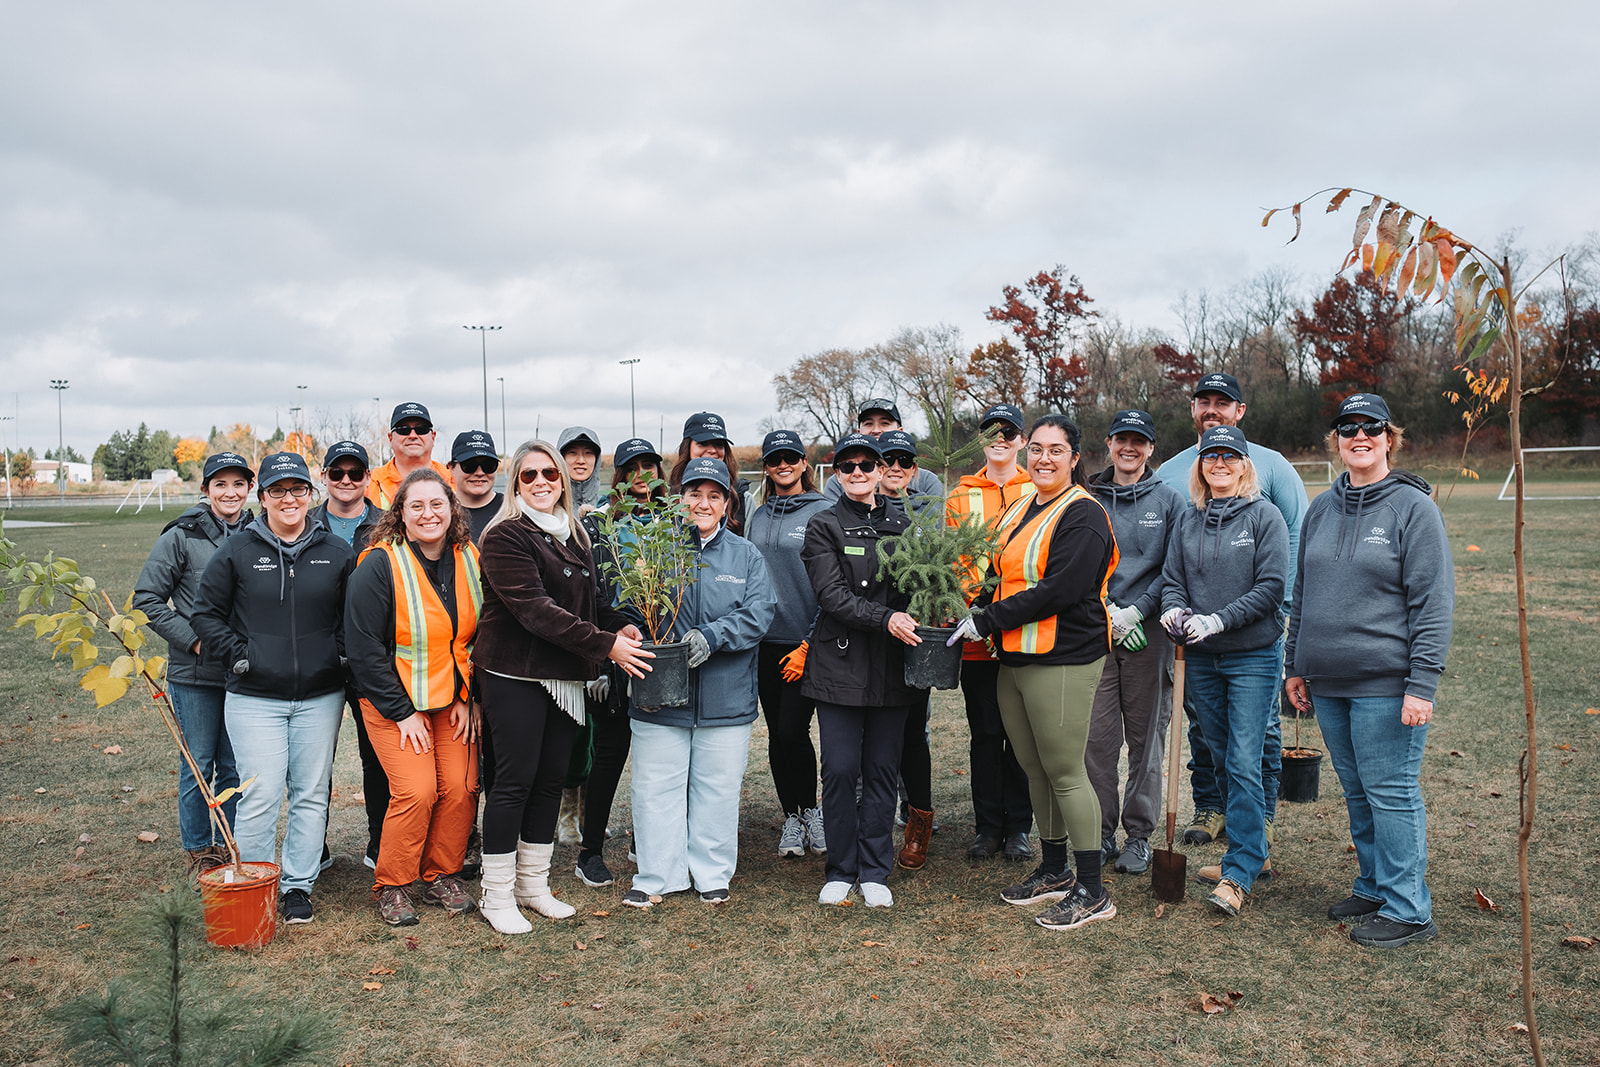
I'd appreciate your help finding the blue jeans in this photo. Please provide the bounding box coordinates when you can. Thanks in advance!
[1186,662,1284,822]
[1186,641,1281,892]
[169,681,239,851]
[223,690,345,895]
[628,720,753,896]
[1315,695,1432,924]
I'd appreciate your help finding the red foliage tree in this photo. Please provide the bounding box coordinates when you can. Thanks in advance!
[985,265,1097,410]
[1151,341,1202,396]
[1291,269,1410,415]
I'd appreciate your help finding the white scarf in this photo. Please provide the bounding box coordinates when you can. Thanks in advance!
[516,497,572,543]
[507,497,585,723]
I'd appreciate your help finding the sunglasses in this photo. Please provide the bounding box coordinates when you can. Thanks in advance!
[264,483,313,499]
[458,458,499,475]
[882,454,917,469]
[1335,420,1390,439]
[325,466,367,483]
[1200,451,1244,465]
[984,424,1022,441]
[764,452,804,467]
[518,466,562,485]
[835,458,878,474]
[393,424,432,437]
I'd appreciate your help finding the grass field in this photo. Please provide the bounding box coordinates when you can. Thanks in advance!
[1,485,1596,1066]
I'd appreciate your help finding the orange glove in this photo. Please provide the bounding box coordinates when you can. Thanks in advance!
[779,640,809,683]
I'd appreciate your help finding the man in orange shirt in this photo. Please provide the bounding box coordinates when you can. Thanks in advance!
[947,403,1037,861]
[368,403,454,509]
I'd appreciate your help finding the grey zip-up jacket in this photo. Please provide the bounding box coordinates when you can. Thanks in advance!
[132,503,252,687]
[1088,467,1187,621]
[1160,495,1288,654]
[1285,470,1454,701]
[746,490,831,647]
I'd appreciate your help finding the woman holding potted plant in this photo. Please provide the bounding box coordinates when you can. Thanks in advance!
[345,470,483,927]
[472,441,653,935]
[951,415,1119,932]
[801,433,919,908]
[1157,425,1289,919]
[746,430,832,859]
[621,458,775,908]
[1285,394,1453,948]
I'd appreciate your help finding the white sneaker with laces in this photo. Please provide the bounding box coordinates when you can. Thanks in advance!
[818,880,853,905]
[860,882,893,908]
[778,815,806,857]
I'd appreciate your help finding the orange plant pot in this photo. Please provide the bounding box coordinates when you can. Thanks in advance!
[197,861,280,949]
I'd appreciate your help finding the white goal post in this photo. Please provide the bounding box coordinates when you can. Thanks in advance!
[1291,460,1335,485]
[1496,446,1600,501]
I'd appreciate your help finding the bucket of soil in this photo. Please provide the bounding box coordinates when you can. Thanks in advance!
[633,640,691,709]
[904,626,962,690]
[1280,747,1324,803]
[197,861,281,949]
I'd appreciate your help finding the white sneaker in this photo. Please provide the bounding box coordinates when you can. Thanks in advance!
[818,880,853,905]
[778,815,806,857]
[800,806,827,855]
[860,882,893,908]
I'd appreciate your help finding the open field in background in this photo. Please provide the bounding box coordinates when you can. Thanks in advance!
[1,483,1596,1066]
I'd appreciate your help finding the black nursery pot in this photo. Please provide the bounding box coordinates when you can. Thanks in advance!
[1279,747,1324,803]
[903,626,963,690]
[633,640,691,709]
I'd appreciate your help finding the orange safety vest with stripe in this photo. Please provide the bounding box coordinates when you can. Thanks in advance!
[946,470,1036,661]
[364,539,483,710]
[990,485,1118,656]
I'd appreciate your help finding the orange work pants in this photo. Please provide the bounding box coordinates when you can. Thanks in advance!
[360,699,479,889]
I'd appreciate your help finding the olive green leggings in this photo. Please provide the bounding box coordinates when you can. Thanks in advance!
[996,661,1105,847]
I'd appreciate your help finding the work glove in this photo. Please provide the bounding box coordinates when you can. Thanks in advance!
[1184,612,1225,644]
[1108,603,1142,643]
[685,628,711,669]
[1117,622,1148,652]
[946,615,982,646]
[585,674,611,702]
[1159,607,1192,644]
[231,658,250,676]
[779,641,809,683]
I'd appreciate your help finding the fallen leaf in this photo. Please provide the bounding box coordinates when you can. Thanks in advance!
[1466,822,1478,828]
[648,895,663,904]
[538,973,557,982]
[591,933,605,941]
[404,936,419,951]
[589,1002,603,1011]
[591,910,610,917]
[34,788,45,794]
[362,982,382,992]
[1587,708,1599,716]
[862,940,886,947]
[1346,844,1356,853]
[1474,888,1500,911]
[78,833,91,843]
[837,900,855,907]
[1555,743,1572,752]
[1153,903,1167,919]
[76,924,90,930]
[102,745,123,755]
[953,769,967,775]
[74,847,85,860]
[0,990,13,1000]
[368,966,396,975]
[745,983,754,992]
[560,1001,573,1008]
[1449,750,1467,758]
[1489,791,1503,798]
[136,831,160,843]
[869,994,879,1000]
[120,786,134,792]
[574,940,586,951]
[1197,993,1230,1015]
[1561,935,1595,950]
[1227,991,1245,1003]
[1466,544,1481,551]
[1508,1022,1529,1033]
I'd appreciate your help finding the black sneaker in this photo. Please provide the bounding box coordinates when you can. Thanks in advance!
[280,888,314,924]
[1350,916,1439,948]
[700,888,730,905]
[575,853,615,888]
[1114,838,1152,874]
[1000,864,1076,906]
[1327,894,1383,922]
[622,888,653,909]
[1035,884,1117,931]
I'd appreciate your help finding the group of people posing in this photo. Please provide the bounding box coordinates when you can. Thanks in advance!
[135,374,1454,948]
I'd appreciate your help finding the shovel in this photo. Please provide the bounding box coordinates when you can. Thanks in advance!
[1151,642,1188,903]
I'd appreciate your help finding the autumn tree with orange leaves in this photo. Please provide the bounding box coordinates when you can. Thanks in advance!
[985,265,1097,412]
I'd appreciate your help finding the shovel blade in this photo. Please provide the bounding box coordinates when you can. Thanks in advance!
[1151,848,1187,904]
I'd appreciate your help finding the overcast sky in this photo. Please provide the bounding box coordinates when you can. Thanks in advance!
[3,1,1595,462]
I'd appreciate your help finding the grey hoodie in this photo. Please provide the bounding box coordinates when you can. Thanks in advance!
[1160,495,1288,653]
[1088,467,1187,620]
[133,503,252,687]
[558,426,604,511]
[746,490,832,646]
[1285,470,1454,701]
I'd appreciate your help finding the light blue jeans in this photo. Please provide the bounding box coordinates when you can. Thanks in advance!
[1315,694,1432,925]
[224,690,345,894]
[628,720,753,896]
[169,681,239,851]
[1186,640,1281,893]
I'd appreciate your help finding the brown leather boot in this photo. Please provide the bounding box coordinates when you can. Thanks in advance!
[896,806,934,870]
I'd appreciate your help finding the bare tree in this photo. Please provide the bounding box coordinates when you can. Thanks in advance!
[772,347,887,446]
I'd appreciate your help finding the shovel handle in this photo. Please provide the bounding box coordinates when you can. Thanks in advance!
[1164,645,1186,851]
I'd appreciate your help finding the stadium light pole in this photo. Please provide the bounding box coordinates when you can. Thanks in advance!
[0,414,13,508]
[619,358,641,436]
[49,379,68,501]
[496,377,507,454]
[464,325,501,431]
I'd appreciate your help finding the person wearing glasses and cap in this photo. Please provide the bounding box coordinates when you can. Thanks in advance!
[1084,410,1186,878]
[1157,426,1289,918]
[369,402,455,510]
[447,431,503,546]
[823,399,946,502]
[133,451,255,880]
[1285,394,1452,948]
[192,451,357,925]
[668,412,752,534]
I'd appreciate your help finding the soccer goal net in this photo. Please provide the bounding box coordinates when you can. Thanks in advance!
[1497,446,1600,501]
[1292,460,1335,485]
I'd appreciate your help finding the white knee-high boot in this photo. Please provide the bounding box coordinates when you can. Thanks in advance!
[479,852,532,934]
[515,840,575,919]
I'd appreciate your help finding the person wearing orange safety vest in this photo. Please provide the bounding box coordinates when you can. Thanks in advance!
[367,402,455,510]
[346,469,483,927]
[945,403,1037,864]
[950,414,1119,934]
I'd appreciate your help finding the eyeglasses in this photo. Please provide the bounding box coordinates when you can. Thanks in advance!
[1200,451,1244,466]
[458,458,499,475]
[325,467,366,483]
[518,466,561,485]
[264,483,312,499]
[882,454,917,469]
[764,452,804,467]
[835,458,878,474]
[1026,445,1073,459]
[1335,420,1390,439]
[404,499,452,514]
[393,424,432,437]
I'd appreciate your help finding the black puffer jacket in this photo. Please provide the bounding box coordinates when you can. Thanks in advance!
[799,494,916,708]
[132,503,252,687]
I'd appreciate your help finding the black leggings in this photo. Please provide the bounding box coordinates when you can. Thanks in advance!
[757,643,819,815]
[580,705,634,854]
[480,674,579,854]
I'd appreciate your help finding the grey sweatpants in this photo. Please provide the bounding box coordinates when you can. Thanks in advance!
[1085,626,1174,843]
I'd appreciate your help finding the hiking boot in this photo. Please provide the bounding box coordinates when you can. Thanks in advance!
[1197,858,1272,884]
[419,874,476,914]
[1114,838,1152,874]
[1000,864,1076,906]
[1327,894,1383,922]
[1003,832,1032,861]
[1182,810,1226,845]
[377,885,419,927]
[280,888,314,924]
[896,806,934,871]
[459,827,481,879]
[1035,883,1117,931]
[185,846,228,881]
[622,889,654,909]
[778,814,806,857]
[1350,916,1439,948]
[800,806,827,855]
[575,852,615,888]
[966,834,1002,859]
[1100,835,1120,865]
[1207,879,1247,916]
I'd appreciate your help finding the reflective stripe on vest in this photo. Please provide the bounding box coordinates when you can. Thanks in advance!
[992,485,1115,655]
[376,539,483,710]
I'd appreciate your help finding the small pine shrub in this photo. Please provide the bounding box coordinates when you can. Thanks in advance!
[875,497,1001,627]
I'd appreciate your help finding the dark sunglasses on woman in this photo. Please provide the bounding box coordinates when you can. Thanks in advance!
[459,458,499,475]
[881,454,917,469]
[835,458,878,474]
[325,466,366,483]
[518,466,561,485]
[1335,420,1390,439]
[764,452,804,467]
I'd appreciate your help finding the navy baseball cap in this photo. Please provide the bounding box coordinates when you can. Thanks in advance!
[1107,410,1156,441]
[680,457,732,493]
[1197,426,1249,457]
[614,438,662,468]
[450,430,498,463]
[390,402,433,431]
[761,430,806,460]
[1331,392,1393,427]
[876,430,918,458]
[832,432,883,459]
[321,441,370,469]
[682,412,730,444]
[257,451,313,489]
[857,397,902,425]
[980,403,1025,432]
[201,452,253,484]
[1193,373,1243,403]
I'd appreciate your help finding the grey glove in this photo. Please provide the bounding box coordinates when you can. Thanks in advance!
[585,674,611,702]
[231,659,250,676]
[685,628,711,669]
[1184,612,1225,644]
